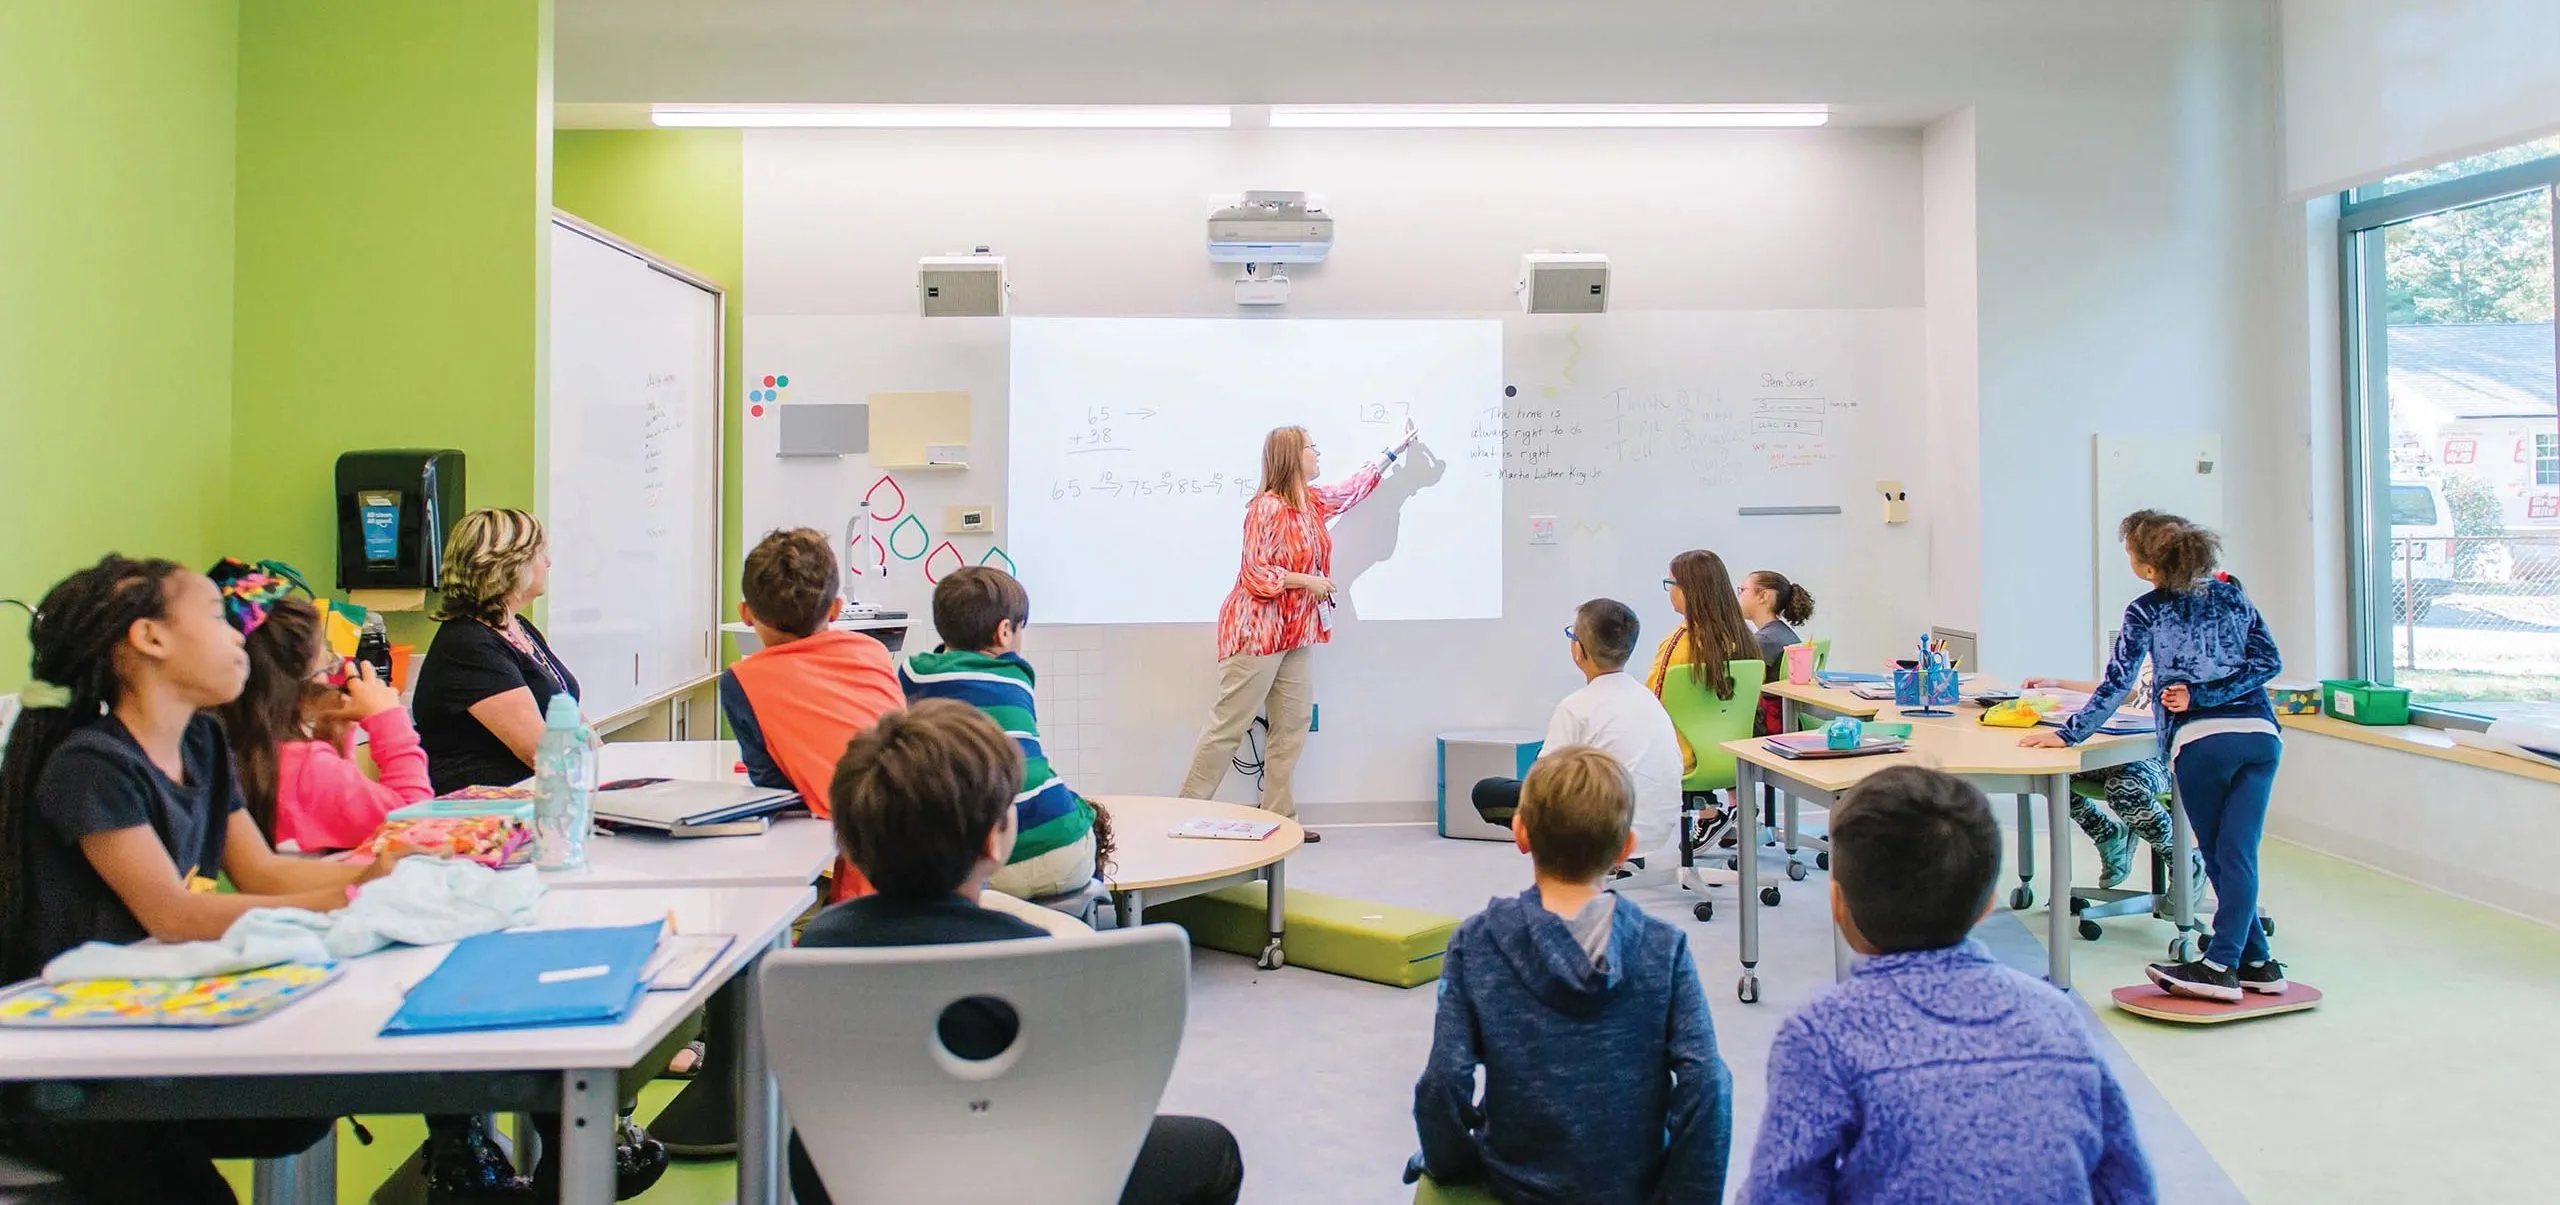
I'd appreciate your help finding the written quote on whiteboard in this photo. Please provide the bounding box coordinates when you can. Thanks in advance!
[1008,318,1504,626]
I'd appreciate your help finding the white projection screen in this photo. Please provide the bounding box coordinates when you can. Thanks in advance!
[1008,318,1504,626]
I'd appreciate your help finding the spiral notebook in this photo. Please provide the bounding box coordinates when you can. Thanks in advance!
[0,963,340,1029]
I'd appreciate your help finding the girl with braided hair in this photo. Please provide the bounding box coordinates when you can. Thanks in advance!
[0,555,409,1202]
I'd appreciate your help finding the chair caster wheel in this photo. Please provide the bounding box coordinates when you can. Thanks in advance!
[2168,933,2201,962]
[1257,941,1285,970]
[1815,851,1830,870]
[2077,919,2104,941]
[2009,885,2034,910]
[1693,901,1714,922]
[1786,862,1808,882]
[1737,975,1760,1004]
[1760,886,1782,907]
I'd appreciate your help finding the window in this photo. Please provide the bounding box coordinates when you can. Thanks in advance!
[2343,139,2560,723]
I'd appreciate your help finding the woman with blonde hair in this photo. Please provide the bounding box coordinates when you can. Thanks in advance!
[411,507,578,795]
[1179,420,1418,838]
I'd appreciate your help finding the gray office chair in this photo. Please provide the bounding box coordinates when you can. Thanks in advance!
[758,925,1191,1204]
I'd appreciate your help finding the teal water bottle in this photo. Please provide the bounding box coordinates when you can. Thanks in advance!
[533,694,594,870]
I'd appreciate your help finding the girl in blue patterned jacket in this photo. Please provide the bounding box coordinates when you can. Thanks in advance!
[2022,511,2285,1002]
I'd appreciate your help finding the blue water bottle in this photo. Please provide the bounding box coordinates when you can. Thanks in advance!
[533,694,594,870]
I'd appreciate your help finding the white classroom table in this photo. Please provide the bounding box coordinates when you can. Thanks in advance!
[537,740,839,891]
[0,885,812,1205]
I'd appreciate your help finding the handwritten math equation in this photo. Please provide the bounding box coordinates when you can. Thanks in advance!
[1064,405,1156,455]
[1051,470,1259,501]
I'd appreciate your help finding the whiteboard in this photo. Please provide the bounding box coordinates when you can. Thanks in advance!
[2092,434,2224,665]
[1007,318,1504,625]
[742,309,1929,805]
[545,216,724,722]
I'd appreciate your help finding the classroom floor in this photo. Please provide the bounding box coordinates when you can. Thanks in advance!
[223,817,2560,1204]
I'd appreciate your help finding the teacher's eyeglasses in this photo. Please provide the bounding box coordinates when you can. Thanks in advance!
[1661,578,1674,592]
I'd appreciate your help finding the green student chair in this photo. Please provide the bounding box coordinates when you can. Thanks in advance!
[1656,659,1768,922]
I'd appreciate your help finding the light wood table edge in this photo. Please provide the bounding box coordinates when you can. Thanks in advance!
[1088,795,1305,892]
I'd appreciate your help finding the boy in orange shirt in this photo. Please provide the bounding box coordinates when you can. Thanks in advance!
[718,528,903,897]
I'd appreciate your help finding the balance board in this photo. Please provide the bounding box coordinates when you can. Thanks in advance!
[1148,883,1458,988]
[2111,980,2322,1023]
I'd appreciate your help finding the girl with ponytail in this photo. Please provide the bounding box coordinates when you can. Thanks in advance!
[1739,569,1817,678]
[1,555,409,1200]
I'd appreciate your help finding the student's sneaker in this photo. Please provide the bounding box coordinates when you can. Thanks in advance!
[2146,958,2241,1002]
[2236,959,2289,994]
[2090,817,2133,889]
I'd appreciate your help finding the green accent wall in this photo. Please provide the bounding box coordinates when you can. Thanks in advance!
[0,1,241,687]
[552,129,747,616]
[230,0,553,647]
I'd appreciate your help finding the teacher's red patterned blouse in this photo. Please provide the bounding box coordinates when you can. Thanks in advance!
[1213,459,1387,659]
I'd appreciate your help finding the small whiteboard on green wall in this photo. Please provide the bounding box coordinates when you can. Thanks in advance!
[545,214,725,723]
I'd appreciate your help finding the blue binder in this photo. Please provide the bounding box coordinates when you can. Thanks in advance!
[382,921,663,1036]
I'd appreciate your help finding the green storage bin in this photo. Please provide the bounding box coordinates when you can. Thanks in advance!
[2320,678,2411,726]
[1147,882,1458,988]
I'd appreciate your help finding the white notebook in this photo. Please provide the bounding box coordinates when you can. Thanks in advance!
[1169,817,1282,841]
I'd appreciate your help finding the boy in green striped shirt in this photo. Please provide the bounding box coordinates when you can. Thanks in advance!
[898,567,1112,898]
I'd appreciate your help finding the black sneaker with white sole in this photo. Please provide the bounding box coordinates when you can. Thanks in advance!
[2236,960,2288,994]
[2146,958,2242,1002]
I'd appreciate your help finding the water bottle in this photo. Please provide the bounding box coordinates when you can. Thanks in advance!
[357,613,393,684]
[533,694,594,870]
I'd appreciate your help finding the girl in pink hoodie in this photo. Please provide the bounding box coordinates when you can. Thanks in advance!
[208,561,432,852]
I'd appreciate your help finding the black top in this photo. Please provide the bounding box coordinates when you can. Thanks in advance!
[412,615,581,795]
[15,715,241,979]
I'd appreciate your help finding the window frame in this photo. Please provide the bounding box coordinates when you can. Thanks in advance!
[2338,152,2560,731]
[2535,432,2559,487]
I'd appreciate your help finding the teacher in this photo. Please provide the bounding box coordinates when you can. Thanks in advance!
[412,507,580,796]
[1179,421,1418,840]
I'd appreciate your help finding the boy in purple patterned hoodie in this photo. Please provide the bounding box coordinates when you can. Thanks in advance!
[1740,766,2154,1204]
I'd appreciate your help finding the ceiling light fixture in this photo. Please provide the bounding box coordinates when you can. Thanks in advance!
[1267,104,1831,129]
[650,104,1232,129]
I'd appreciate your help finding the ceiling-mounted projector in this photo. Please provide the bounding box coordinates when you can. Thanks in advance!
[1207,191,1333,263]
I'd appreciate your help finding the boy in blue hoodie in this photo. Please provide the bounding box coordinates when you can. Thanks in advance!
[1411,745,1732,1205]
[1740,765,2155,1204]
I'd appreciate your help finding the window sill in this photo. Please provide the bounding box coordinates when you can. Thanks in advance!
[2280,714,2560,787]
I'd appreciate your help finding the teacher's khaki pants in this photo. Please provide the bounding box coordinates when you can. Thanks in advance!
[1180,647,1315,819]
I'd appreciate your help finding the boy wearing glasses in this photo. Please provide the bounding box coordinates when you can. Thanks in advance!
[1471,598,1685,864]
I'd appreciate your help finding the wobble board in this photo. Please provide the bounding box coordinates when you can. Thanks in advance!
[2111,981,2322,1024]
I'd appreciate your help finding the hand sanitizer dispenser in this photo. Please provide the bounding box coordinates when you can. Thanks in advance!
[335,450,466,597]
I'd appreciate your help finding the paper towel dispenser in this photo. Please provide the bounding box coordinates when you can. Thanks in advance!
[335,450,465,591]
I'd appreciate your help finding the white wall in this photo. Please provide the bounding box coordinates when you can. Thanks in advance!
[2279,0,2560,197]
[2271,730,2560,926]
[747,128,1920,315]
[1920,109,1981,635]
